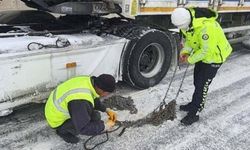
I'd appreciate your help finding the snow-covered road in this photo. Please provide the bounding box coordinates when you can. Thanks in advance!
[0,45,250,150]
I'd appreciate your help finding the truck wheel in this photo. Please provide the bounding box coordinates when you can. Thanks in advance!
[242,39,250,50]
[123,29,174,89]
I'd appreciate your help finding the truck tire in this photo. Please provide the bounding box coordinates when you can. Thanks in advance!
[122,29,174,89]
[242,39,250,50]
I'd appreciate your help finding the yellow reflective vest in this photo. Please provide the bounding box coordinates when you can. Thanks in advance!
[45,76,99,128]
[181,8,232,64]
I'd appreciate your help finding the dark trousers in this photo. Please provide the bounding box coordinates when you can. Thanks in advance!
[190,62,221,114]
[56,111,101,135]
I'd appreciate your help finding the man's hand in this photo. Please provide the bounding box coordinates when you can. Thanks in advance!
[179,54,189,63]
[104,120,115,131]
[106,108,117,122]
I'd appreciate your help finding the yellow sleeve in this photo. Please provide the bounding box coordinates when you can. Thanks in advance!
[188,26,213,64]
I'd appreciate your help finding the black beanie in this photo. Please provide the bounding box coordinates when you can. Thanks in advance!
[94,74,116,92]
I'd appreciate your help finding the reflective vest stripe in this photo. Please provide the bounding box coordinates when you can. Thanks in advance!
[52,88,93,116]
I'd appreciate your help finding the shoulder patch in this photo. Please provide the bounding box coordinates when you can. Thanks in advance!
[202,34,209,40]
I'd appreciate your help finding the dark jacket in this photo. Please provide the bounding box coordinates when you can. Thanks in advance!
[68,98,106,135]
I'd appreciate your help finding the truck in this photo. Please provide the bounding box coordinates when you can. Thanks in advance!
[0,0,249,116]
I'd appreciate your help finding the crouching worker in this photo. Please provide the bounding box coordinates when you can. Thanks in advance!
[45,74,117,143]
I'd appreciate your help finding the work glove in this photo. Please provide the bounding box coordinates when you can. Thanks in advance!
[106,108,117,122]
[179,54,189,63]
[104,120,115,131]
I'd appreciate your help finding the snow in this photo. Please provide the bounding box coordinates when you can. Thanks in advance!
[0,33,120,53]
[0,32,127,111]
[0,45,250,150]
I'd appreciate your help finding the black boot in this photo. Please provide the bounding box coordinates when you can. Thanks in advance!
[181,112,199,125]
[56,130,79,144]
[179,103,193,112]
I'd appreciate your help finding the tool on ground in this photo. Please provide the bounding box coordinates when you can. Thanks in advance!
[84,121,123,150]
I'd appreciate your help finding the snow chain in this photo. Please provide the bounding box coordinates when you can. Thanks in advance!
[84,64,189,150]
[154,64,189,112]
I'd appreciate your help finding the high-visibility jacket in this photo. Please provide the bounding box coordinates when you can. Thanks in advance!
[45,76,99,128]
[180,8,232,64]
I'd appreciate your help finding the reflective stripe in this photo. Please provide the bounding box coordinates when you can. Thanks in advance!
[185,47,193,51]
[53,88,92,116]
[181,47,193,54]
[199,79,212,112]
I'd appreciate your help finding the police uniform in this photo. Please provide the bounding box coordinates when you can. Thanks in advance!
[179,8,232,124]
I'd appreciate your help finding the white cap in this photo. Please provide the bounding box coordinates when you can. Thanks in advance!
[171,8,191,29]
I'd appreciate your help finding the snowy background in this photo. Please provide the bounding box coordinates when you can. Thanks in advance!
[0,43,250,150]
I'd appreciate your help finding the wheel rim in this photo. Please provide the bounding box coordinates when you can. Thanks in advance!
[138,43,165,78]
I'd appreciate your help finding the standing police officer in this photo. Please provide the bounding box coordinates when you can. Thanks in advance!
[171,7,232,125]
[45,74,117,143]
